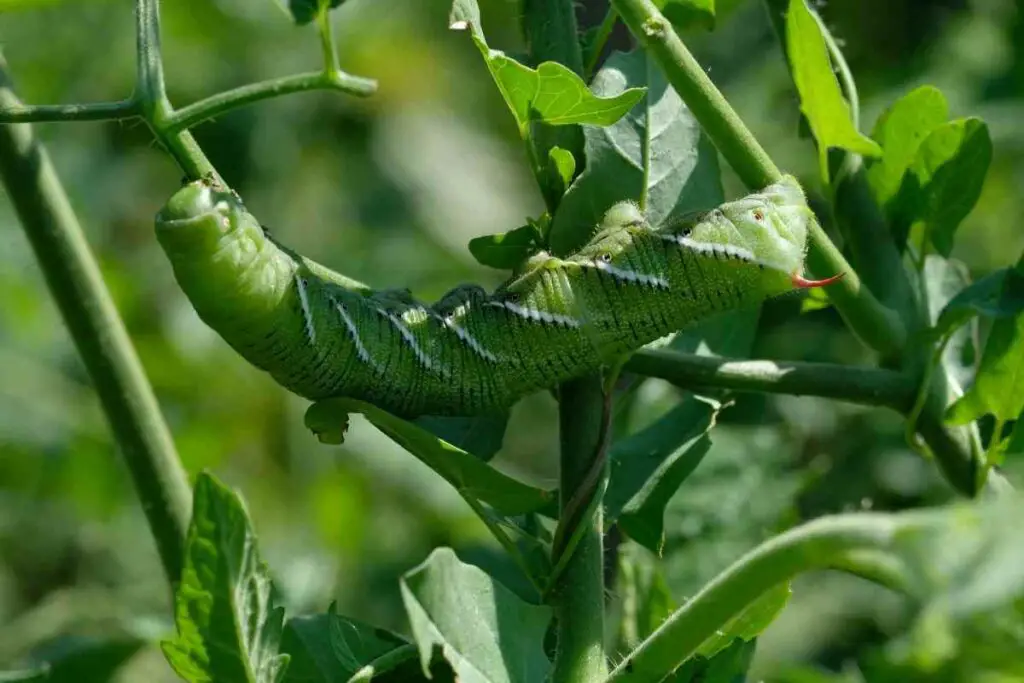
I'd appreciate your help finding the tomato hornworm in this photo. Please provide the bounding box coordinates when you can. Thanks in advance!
[154,176,839,417]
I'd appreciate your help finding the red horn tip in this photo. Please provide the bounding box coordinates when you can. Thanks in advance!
[791,271,845,289]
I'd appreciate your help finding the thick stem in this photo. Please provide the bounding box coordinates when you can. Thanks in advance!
[606,512,935,682]
[0,62,191,586]
[552,375,610,683]
[626,350,916,410]
[611,0,902,358]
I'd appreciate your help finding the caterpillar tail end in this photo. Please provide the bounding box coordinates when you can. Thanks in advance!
[791,271,845,288]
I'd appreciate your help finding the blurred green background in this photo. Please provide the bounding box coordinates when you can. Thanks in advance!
[0,0,1022,679]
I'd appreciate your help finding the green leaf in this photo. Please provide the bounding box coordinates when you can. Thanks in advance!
[413,413,510,463]
[467,225,540,271]
[304,398,553,516]
[617,545,677,653]
[785,0,881,181]
[162,472,289,683]
[606,397,721,553]
[891,118,992,256]
[867,86,949,210]
[280,604,415,683]
[547,146,576,197]
[695,583,791,658]
[448,2,644,133]
[549,48,723,255]
[655,0,716,32]
[935,267,1024,340]
[400,548,551,683]
[287,0,344,26]
[670,638,757,683]
[945,309,1024,425]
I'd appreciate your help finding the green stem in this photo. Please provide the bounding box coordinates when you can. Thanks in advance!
[611,0,902,359]
[318,8,342,75]
[626,350,916,410]
[0,98,139,124]
[135,0,219,182]
[0,60,191,586]
[163,71,376,134]
[606,511,934,682]
[552,375,610,683]
[584,8,619,81]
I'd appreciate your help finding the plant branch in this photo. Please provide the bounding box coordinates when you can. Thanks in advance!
[606,511,933,682]
[163,71,377,134]
[135,0,219,182]
[0,99,140,124]
[626,350,916,410]
[0,61,191,586]
[552,375,610,683]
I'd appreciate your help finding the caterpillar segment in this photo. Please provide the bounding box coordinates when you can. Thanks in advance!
[154,175,829,417]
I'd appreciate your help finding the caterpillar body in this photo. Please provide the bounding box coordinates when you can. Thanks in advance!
[155,176,835,418]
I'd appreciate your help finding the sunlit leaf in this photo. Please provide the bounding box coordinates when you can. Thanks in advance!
[785,0,881,181]
[945,310,1024,426]
[891,118,992,256]
[547,146,576,197]
[449,0,644,133]
[867,85,949,210]
[400,548,551,683]
[161,472,289,683]
[549,48,723,255]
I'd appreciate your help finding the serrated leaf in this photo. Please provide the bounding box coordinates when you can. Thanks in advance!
[161,472,289,683]
[549,48,723,255]
[467,225,540,271]
[867,86,949,210]
[305,398,552,516]
[606,397,720,553]
[891,118,992,256]
[785,0,881,182]
[656,0,716,32]
[287,0,344,26]
[696,583,791,658]
[400,548,551,683]
[449,1,644,133]
[547,146,576,197]
[280,604,413,683]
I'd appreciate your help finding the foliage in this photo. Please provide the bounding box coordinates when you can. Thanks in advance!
[1,0,1024,682]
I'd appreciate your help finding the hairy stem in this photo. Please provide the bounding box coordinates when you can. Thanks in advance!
[605,511,932,682]
[164,71,377,134]
[0,99,139,124]
[0,61,191,585]
[552,375,610,683]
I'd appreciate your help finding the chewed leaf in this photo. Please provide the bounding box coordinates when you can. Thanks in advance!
[785,0,881,181]
[305,398,552,516]
[400,548,551,683]
[449,0,644,133]
[161,472,289,683]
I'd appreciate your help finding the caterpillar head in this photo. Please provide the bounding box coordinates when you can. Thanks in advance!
[155,180,254,255]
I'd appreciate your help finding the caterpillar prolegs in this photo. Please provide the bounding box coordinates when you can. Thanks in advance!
[154,176,838,417]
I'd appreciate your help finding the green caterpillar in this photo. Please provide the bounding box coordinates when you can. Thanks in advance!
[154,176,838,417]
